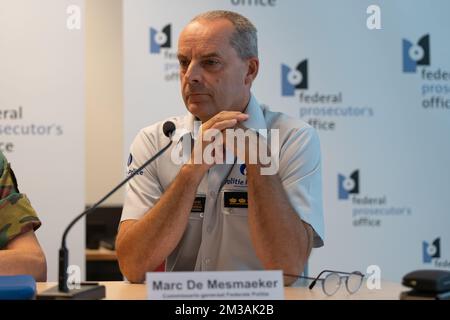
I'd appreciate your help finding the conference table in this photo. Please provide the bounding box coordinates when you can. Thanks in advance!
[37,281,407,300]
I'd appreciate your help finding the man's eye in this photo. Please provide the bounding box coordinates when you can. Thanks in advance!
[203,60,219,66]
[179,60,189,68]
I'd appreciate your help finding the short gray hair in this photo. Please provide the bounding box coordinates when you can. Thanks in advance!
[191,10,258,59]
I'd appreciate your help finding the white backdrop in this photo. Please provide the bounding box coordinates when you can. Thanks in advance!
[123,0,450,281]
[0,0,85,281]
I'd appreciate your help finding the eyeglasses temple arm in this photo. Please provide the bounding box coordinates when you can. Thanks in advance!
[283,273,317,288]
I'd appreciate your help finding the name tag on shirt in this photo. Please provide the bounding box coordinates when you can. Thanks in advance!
[224,192,248,208]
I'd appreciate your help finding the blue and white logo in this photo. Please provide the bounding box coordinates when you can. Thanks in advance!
[423,237,440,263]
[150,24,171,54]
[338,170,359,200]
[240,164,247,176]
[402,34,430,73]
[281,59,308,96]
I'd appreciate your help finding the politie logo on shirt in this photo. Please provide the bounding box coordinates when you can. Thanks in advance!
[240,164,247,176]
[225,164,248,187]
[126,153,144,177]
[150,24,171,54]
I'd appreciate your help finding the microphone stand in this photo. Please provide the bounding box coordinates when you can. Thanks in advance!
[37,123,175,299]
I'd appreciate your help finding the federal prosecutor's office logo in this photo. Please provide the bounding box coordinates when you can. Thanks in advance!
[150,24,172,54]
[338,169,412,228]
[423,237,440,263]
[338,170,359,200]
[422,237,450,268]
[286,58,374,132]
[281,60,308,96]
[148,23,179,81]
[402,33,450,110]
[402,34,430,73]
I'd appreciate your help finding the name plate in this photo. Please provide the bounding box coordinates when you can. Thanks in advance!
[146,270,284,300]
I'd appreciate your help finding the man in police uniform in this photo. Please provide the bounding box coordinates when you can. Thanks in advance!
[0,151,47,281]
[117,10,324,284]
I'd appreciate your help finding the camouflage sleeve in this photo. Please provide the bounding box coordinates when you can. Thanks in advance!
[0,152,41,249]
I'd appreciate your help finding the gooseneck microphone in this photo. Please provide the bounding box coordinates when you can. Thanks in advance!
[38,121,176,299]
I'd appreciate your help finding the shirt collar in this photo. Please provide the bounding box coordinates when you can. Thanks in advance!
[241,94,268,138]
[172,112,198,144]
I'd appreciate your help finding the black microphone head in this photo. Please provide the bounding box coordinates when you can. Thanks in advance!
[163,121,176,138]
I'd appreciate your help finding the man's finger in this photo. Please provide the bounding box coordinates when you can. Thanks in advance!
[210,119,238,132]
[205,112,248,129]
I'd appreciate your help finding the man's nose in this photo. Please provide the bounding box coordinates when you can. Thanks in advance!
[184,62,202,84]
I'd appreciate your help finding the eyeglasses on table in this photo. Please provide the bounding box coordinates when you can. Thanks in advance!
[284,270,365,296]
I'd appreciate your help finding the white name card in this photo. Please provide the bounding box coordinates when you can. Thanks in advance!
[146,270,284,300]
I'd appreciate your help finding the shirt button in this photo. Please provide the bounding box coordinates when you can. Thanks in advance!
[205,258,211,265]
[199,212,204,218]
[209,191,216,197]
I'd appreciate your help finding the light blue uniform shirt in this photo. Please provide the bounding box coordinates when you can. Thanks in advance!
[121,95,324,271]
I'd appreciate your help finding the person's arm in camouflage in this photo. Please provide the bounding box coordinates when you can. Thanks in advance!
[0,152,47,281]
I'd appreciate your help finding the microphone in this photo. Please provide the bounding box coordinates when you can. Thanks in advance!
[162,120,176,138]
[37,121,176,299]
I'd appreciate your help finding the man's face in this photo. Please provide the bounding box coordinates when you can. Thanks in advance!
[178,19,253,122]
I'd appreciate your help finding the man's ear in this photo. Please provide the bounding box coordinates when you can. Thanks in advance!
[244,57,259,85]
